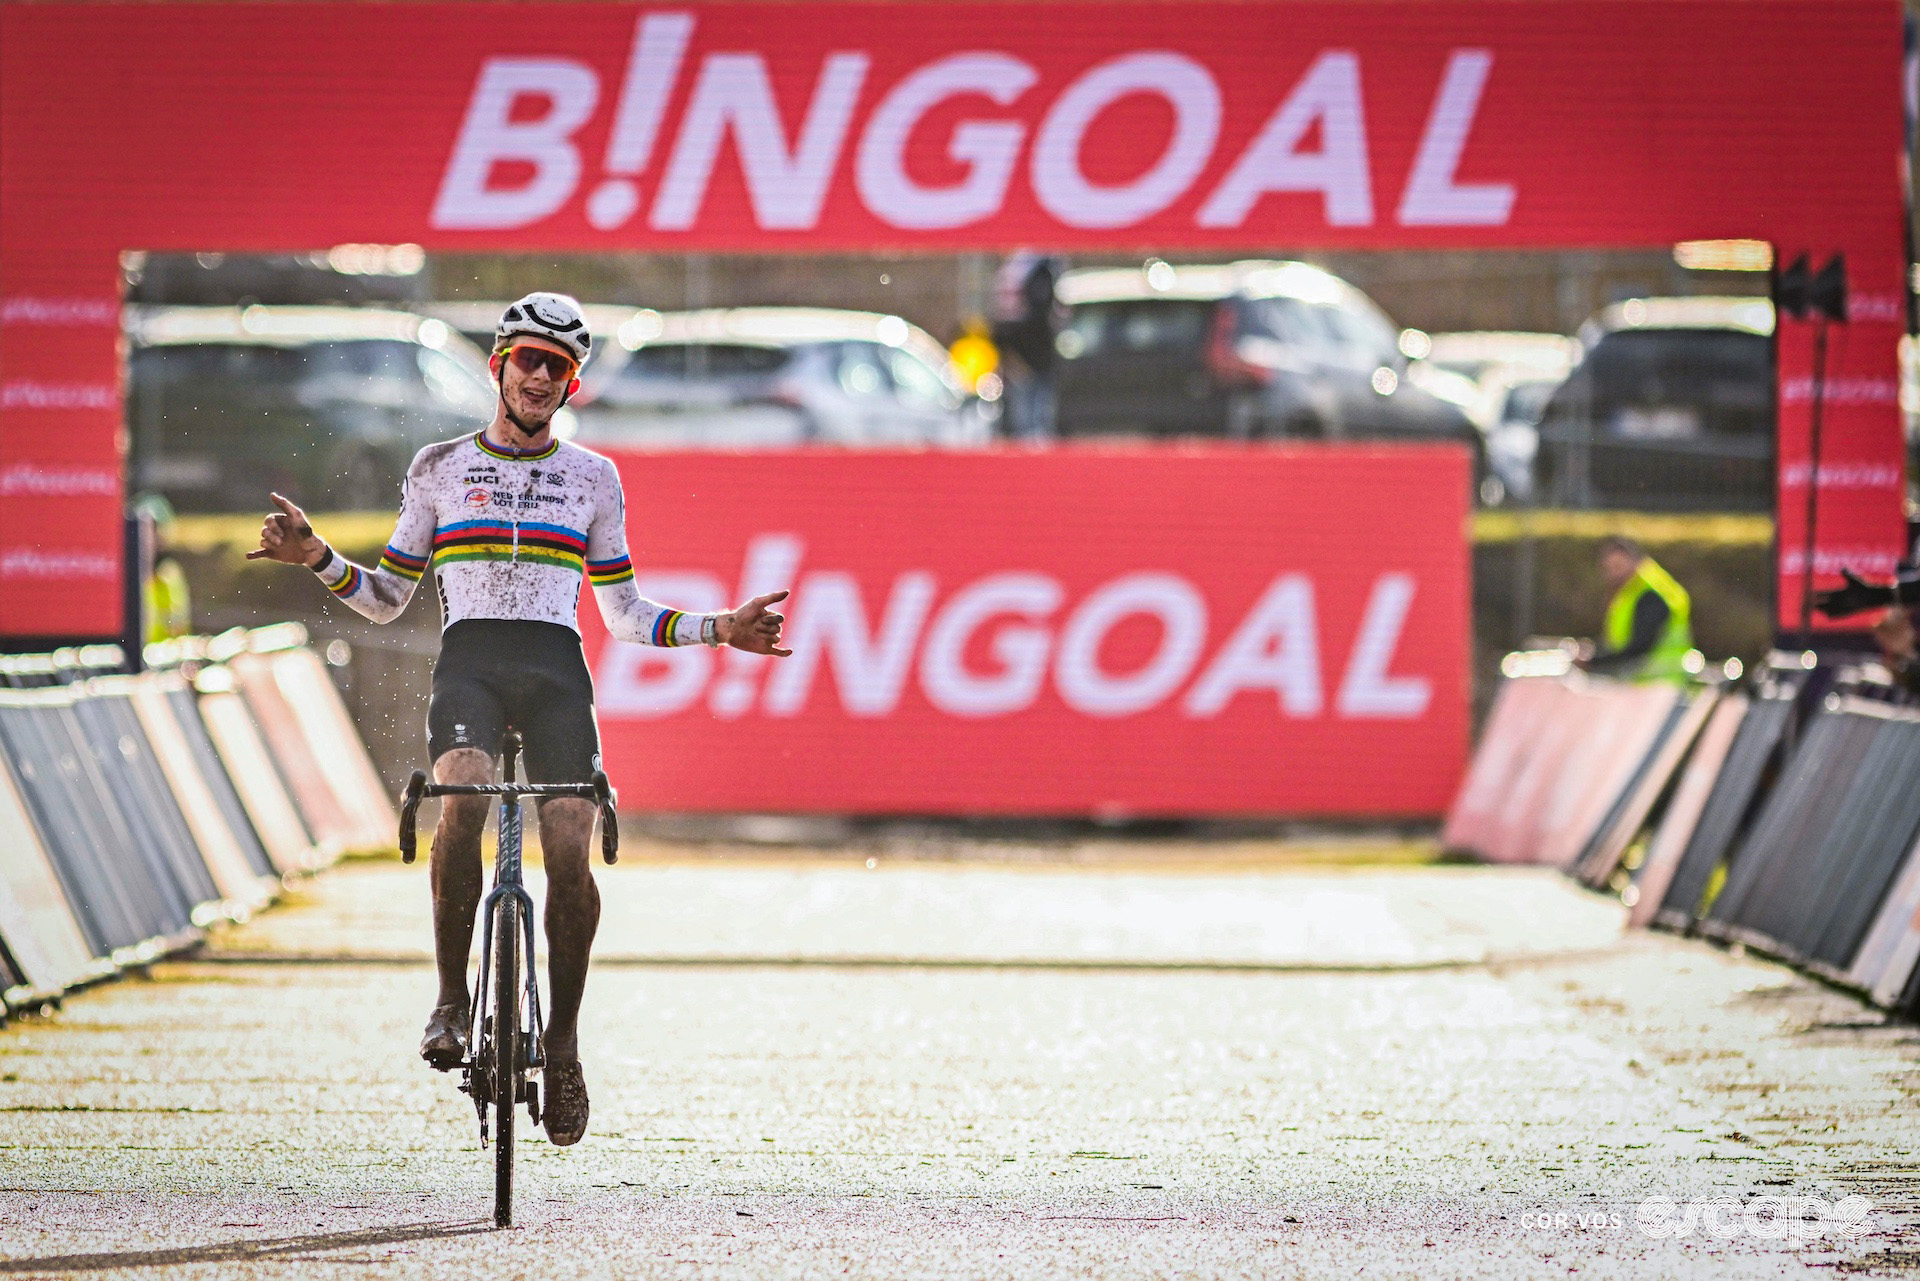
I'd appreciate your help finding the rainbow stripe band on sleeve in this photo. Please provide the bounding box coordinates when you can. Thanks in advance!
[651,609,685,647]
[587,554,634,587]
[378,544,427,581]
[326,563,362,598]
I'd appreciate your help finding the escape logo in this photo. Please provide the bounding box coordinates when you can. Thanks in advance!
[1634,1195,1874,1244]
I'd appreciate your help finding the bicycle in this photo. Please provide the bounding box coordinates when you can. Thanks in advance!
[397,730,618,1228]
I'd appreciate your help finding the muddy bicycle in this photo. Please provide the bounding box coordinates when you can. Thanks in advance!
[397,730,617,1228]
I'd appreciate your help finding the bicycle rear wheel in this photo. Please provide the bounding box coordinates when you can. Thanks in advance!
[491,895,520,1228]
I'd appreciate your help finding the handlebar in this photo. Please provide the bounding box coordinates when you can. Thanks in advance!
[415,782,607,797]
[398,769,619,864]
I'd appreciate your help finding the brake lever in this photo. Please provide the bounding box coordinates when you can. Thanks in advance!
[398,769,427,863]
[592,770,619,864]
[601,804,620,864]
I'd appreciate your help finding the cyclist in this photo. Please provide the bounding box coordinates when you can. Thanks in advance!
[248,292,790,1146]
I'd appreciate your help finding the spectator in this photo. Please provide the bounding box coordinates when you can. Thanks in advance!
[1871,605,1920,697]
[1815,565,1920,696]
[133,493,192,644]
[1813,566,1920,620]
[947,316,1000,394]
[990,252,1064,441]
[1579,534,1695,683]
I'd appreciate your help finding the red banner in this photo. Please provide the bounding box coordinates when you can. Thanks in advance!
[1,3,1902,253]
[577,446,1469,815]
[0,1,1908,640]
[1774,294,1910,626]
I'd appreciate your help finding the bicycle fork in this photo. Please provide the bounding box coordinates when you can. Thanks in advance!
[461,795,546,1148]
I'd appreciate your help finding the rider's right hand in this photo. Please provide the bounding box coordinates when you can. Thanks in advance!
[245,492,328,567]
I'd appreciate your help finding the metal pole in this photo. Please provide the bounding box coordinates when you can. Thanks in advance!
[122,510,146,675]
[1796,318,1829,645]
[1515,497,1536,647]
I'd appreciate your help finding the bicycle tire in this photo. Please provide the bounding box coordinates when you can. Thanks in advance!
[492,894,519,1228]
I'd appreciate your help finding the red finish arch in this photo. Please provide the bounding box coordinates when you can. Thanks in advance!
[0,0,1908,639]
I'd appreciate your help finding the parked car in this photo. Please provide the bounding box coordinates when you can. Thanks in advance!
[1052,261,1479,459]
[1421,332,1579,504]
[126,305,505,511]
[1534,297,1775,510]
[1423,331,1579,386]
[572,307,991,449]
[1474,369,1573,506]
[414,300,637,361]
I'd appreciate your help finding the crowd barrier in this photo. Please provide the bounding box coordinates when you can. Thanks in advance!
[1446,654,1920,1018]
[1626,693,1749,928]
[1699,699,1920,986]
[1444,673,1683,868]
[1570,689,1720,889]
[1646,680,1803,931]
[0,626,395,1020]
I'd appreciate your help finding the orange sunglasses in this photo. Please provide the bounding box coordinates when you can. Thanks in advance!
[496,345,579,381]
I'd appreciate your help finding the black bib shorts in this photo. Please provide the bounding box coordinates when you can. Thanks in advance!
[427,619,602,783]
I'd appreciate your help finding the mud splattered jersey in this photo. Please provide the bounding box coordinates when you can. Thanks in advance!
[312,431,712,646]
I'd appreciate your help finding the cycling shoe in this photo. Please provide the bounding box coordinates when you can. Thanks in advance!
[419,1002,471,1071]
[542,1059,589,1146]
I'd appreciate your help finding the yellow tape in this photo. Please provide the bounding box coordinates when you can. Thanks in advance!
[172,511,396,554]
[175,508,1775,552]
[1471,510,1773,546]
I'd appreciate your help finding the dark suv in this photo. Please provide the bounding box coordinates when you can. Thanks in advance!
[1534,297,1775,511]
[126,306,499,512]
[1053,260,1477,451]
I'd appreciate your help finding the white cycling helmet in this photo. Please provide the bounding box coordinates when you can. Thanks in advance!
[494,292,592,366]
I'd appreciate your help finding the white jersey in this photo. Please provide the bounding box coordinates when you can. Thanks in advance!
[312,430,713,647]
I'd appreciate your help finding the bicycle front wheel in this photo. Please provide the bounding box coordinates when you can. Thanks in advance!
[491,895,520,1228]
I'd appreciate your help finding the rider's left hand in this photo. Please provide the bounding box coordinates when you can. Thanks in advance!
[721,590,792,657]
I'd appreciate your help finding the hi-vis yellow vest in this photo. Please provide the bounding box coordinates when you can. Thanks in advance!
[1603,557,1693,683]
[145,558,191,645]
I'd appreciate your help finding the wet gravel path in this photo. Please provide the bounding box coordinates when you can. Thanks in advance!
[1,856,1916,1279]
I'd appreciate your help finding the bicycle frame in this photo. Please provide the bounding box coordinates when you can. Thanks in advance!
[469,787,544,1084]
[396,733,619,1226]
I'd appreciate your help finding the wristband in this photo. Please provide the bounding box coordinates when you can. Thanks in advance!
[309,544,335,575]
[701,614,721,647]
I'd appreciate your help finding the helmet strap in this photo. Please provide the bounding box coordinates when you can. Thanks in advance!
[498,380,550,440]
[493,358,573,440]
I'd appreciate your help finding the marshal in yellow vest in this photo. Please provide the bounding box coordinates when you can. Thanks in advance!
[144,557,192,645]
[1602,556,1694,683]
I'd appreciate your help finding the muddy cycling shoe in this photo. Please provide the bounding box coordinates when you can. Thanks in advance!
[419,1002,471,1071]
[542,1060,589,1146]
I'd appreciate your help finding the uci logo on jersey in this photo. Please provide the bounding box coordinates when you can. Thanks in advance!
[465,487,491,507]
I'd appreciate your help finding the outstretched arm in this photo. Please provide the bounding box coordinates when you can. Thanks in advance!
[247,487,429,625]
[584,464,789,655]
[1815,568,1920,620]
